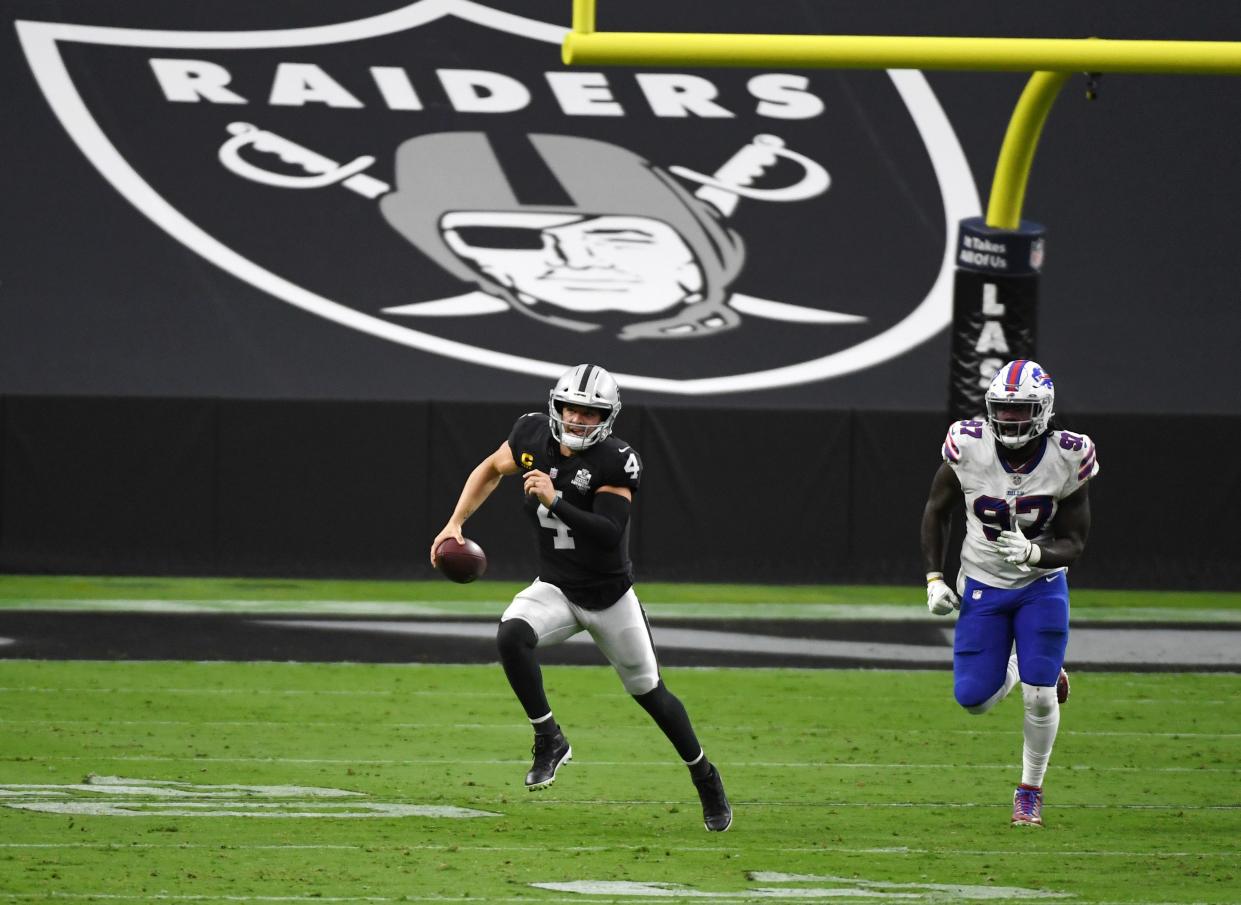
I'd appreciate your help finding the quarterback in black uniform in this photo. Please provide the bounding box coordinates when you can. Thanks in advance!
[430,363,732,832]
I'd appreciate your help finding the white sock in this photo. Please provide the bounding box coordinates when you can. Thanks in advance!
[965,653,1022,714]
[1002,653,1021,699]
[1020,683,1060,788]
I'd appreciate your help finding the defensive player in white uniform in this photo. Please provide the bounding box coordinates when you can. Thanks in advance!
[920,359,1099,827]
[431,364,732,832]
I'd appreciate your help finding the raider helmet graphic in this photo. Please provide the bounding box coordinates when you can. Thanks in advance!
[380,132,746,340]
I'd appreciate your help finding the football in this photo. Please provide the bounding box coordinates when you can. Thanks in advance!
[435,537,488,583]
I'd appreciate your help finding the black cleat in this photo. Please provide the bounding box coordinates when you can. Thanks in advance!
[525,730,571,790]
[692,763,733,832]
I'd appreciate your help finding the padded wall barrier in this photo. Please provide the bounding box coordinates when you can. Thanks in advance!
[1,396,1237,590]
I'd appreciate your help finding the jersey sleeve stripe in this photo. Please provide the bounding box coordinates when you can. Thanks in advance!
[943,432,961,463]
[1078,447,1098,481]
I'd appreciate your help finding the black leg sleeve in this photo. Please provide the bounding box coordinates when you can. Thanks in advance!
[633,680,703,764]
[496,618,553,726]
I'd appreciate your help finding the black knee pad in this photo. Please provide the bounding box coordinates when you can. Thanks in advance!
[496,618,538,658]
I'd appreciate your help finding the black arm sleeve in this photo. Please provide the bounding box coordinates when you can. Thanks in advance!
[549,492,630,548]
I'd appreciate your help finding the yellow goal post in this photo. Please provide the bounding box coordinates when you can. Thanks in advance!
[563,0,1241,228]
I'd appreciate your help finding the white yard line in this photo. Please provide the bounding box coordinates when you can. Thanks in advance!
[2,596,1239,624]
[0,686,496,696]
[0,842,1234,859]
[1,754,1234,772]
[0,782,1230,810]
[0,896,572,904]
[7,717,1240,739]
[0,897,1218,905]
[522,799,1240,810]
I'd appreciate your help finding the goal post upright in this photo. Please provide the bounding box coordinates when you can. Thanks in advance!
[571,0,595,36]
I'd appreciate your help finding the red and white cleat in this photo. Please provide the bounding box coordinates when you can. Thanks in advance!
[1011,783,1044,827]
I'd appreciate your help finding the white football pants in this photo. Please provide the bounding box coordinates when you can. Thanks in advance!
[501,579,661,695]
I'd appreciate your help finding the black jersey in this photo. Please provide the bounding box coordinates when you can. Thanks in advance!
[507,413,643,610]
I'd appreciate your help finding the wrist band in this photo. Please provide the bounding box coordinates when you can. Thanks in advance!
[926,571,944,584]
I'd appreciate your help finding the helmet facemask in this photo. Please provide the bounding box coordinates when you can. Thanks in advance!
[984,360,1055,449]
[986,399,1048,448]
[549,401,615,450]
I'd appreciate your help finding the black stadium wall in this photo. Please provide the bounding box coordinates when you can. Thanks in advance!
[4,1,1241,589]
[1,396,1238,590]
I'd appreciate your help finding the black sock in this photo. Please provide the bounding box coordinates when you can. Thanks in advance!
[688,758,713,781]
[532,716,561,738]
[496,619,556,732]
[633,681,704,767]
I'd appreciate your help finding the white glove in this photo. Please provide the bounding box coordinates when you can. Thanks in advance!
[926,576,959,615]
[994,529,1042,566]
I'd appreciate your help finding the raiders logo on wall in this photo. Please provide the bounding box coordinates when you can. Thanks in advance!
[18,0,980,395]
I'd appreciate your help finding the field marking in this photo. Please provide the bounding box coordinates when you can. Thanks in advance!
[0,900,1218,905]
[0,777,363,797]
[5,800,497,818]
[0,776,499,819]
[0,896,572,903]
[8,716,1241,736]
[0,686,471,696]
[1111,699,1237,705]
[2,684,1238,719]
[0,898,1217,905]
[0,842,1234,859]
[5,781,1227,811]
[536,876,1069,900]
[2,755,1234,773]
[2,709,1239,739]
[523,799,1240,811]
[4,596,1241,625]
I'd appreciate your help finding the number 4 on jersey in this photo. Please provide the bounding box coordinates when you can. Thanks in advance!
[623,452,640,481]
[537,492,575,549]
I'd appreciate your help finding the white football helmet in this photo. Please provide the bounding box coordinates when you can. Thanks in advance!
[548,364,622,451]
[984,359,1055,448]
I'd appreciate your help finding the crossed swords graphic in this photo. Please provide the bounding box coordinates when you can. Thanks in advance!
[218,123,865,326]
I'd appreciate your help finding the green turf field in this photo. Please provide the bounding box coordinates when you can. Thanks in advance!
[0,660,1237,904]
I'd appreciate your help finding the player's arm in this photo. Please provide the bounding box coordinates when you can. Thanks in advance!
[997,482,1091,569]
[921,462,962,574]
[921,462,963,614]
[522,471,632,548]
[430,442,520,566]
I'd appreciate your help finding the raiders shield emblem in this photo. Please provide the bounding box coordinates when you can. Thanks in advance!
[17,0,981,395]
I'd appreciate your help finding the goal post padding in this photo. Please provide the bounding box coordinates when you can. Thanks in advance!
[949,217,1044,421]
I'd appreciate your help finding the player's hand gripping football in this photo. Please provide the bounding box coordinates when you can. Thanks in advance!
[429,521,464,568]
[994,529,1042,566]
[523,470,556,508]
[926,575,960,615]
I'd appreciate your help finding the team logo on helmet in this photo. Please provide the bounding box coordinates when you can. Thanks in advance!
[17,0,981,395]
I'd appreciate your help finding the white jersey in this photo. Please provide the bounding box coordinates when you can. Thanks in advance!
[942,420,1100,589]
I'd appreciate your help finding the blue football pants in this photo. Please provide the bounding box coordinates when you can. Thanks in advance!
[952,571,1070,709]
